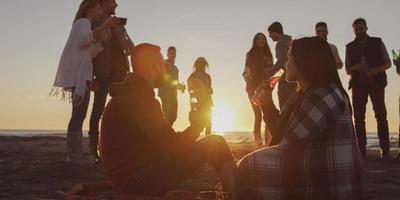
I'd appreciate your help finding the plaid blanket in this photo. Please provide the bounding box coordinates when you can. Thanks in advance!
[234,84,364,200]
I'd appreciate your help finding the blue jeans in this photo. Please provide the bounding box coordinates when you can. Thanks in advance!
[67,86,91,156]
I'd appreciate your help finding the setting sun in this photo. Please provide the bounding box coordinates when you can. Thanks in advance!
[212,104,236,134]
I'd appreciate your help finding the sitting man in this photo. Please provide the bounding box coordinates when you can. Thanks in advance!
[97,43,236,196]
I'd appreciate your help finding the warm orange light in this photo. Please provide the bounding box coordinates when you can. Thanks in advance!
[212,104,235,135]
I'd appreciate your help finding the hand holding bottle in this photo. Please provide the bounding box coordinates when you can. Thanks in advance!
[251,68,285,106]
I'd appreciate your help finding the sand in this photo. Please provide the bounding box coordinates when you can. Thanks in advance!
[0,136,399,200]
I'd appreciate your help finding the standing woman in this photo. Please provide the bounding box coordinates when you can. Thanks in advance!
[188,57,213,136]
[52,0,117,162]
[242,33,274,148]
[234,37,364,199]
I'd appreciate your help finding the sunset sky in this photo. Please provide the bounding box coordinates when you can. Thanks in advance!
[0,0,399,133]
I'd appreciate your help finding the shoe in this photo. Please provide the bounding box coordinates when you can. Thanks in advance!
[66,153,93,165]
[66,152,80,163]
[254,142,262,149]
[89,154,101,165]
[360,146,367,157]
[380,150,390,159]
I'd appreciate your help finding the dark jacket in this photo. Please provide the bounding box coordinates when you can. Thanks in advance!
[345,37,387,89]
[244,51,273,93]
[92,23,131,83]
[100,75,199,188]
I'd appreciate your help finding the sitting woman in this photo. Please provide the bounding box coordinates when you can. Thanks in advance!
[234,37,364,200]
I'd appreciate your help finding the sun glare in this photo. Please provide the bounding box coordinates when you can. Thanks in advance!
[212,104,235,135]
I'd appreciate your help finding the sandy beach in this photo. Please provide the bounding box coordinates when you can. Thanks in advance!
[0,135,399,200]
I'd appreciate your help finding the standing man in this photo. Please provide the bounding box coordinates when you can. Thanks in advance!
[315,21,344,69]
[158,47,185,126]
[394,53,400,158]
[89,0,134,161]
[267,22,297,109]
[345,18,391,157]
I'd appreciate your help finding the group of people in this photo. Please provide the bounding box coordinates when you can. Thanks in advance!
[244,19,398,160]
[52,0,214,163]
[158,47,214,136]
[51,0,400,199]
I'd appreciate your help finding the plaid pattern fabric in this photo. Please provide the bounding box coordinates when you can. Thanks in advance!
[235,84,364,200]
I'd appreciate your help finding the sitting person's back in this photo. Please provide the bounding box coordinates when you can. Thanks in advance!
[100,75,169,188]
[99,43,236,196]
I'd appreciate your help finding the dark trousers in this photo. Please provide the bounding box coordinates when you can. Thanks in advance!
[121,135,234,196]
[189,107,212,136]
[160,94,178,126]
[67,87,91,156]
[277,79,297,109]
[247,92,269,145]
[352,82,390,153]
[88,81,109,154]
[204,107,212,135]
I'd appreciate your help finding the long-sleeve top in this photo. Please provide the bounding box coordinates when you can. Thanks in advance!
[273,35,292,69]
[53,18,103,105]
[235,84,364,200]
[99,75,200,189]
[158,59,179,97]
[244,52,273,93]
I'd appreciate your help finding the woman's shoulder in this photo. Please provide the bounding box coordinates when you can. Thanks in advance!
[73,18,91,27]
[306,84,346,106]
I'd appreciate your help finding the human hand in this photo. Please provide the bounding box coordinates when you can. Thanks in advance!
[264,67,277,78]
[68,184,84,195]
[104,17,118,28]
[177,83,186,93]
[91,79,99,92]
[364,68,377,78]
[393,59,400,67]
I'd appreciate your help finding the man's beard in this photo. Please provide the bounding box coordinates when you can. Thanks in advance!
[356,33,367,40]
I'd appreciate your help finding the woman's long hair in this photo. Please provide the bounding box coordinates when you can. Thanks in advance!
[247,33,273,61]
[193,57,209,72]
[74,0,100,22]
[291,37,348,99]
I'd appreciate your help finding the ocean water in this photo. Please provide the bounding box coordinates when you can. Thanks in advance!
[0,129,398,150]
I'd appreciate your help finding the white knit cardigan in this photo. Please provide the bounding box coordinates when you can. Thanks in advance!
[52,18,103,105]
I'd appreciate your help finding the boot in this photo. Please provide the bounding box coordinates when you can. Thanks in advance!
[89,134,100,163]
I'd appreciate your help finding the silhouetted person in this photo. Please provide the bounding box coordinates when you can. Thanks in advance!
[98,44,236,196]
[267,22,297,109]
[315,21,343,69]
[345,18,391,157]
[158,46,185,126]
[188,57,213,136]
[88,0,134,161]
[243,33,273,148]
[394,54,400,158]
[52,0,117,163]
[234,37,363,200]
